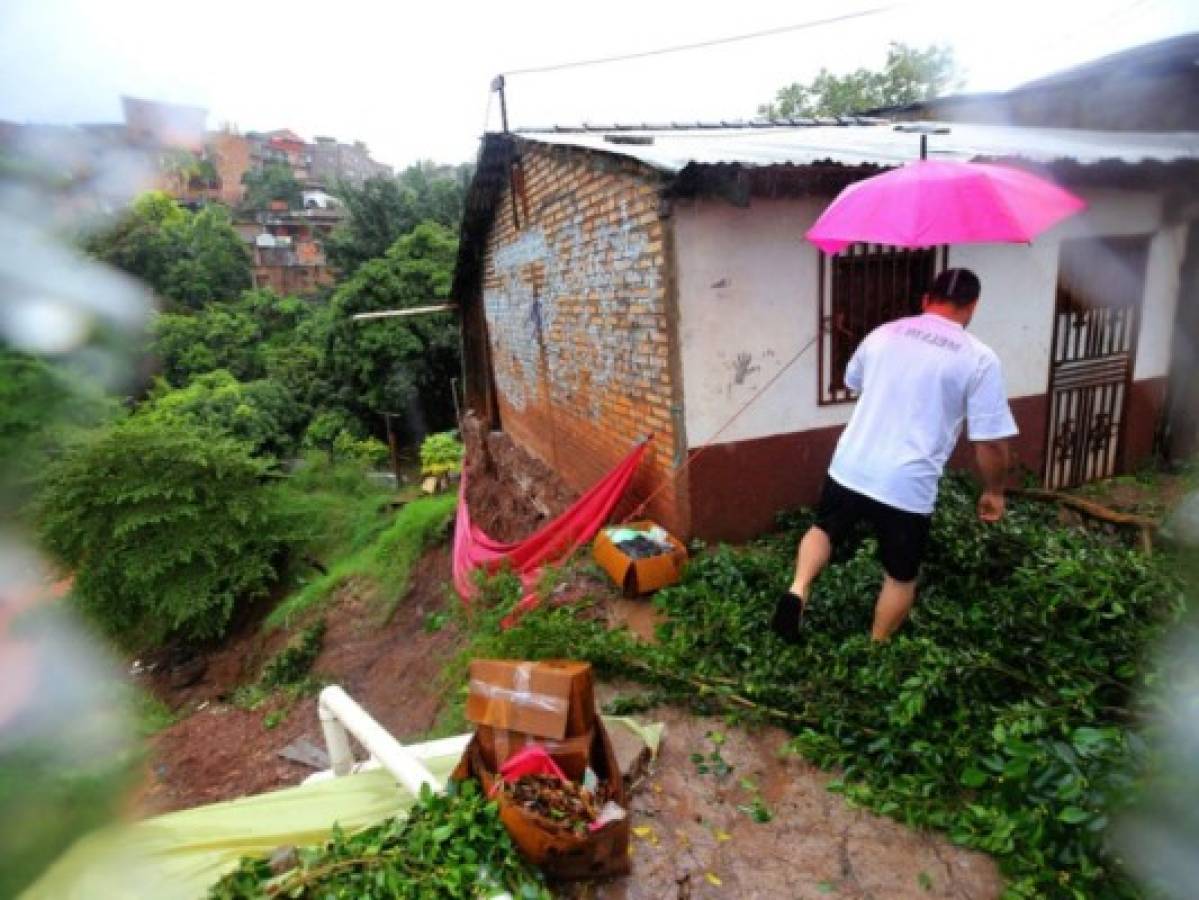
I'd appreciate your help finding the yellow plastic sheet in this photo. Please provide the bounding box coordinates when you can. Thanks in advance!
[21,757,458,900]
[21,718,662,900]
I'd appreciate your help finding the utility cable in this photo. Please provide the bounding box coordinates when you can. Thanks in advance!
[503,5,906,77]
[622,331,821,522]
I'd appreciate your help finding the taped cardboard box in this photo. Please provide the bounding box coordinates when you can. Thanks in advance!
[477,725,593,781]
[593,520,688,596]
[465,659,595,741]
[452,721,630,880]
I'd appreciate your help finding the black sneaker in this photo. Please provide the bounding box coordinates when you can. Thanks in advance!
[770,591,805,645]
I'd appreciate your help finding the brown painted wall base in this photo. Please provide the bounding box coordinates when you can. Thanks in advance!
[687,392,1055,544]
[684,380,1168,543]
[1123,376,1168,470]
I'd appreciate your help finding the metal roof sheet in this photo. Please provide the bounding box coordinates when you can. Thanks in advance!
[515,122,1199,173]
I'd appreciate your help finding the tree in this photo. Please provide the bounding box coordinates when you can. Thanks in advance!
[759,43,960,118]
[322,222,460,438]
[324,163,471,275]
[0,349,119,504]
[138,369,304,458]
[240,163,302,211]
[152,288,314,386]
[159,205,254,308]
[84,192,251,310]
[36,416,290,647]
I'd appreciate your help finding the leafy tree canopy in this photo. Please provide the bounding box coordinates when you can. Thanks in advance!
[759,42,960,118]
[323,222,459,436]
[85,191,251,310]
[138,369,303,459]
[324,162,471,276]
[240,162,302,211]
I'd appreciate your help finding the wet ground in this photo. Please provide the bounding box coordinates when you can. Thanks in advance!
[574,689,1004,900]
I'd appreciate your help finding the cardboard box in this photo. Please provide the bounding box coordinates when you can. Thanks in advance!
[465,659,596,741]
[593,521,688,596]
[452,720,630,880]
[477,725,593,781]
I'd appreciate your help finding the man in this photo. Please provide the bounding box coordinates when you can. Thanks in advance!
[773,268,1017,643]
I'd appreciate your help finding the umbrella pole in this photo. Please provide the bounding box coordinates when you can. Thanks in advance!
[920,134,928,160]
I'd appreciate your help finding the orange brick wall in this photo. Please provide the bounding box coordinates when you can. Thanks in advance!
[480,145,689,535]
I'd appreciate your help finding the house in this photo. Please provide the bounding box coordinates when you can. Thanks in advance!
[453,120,1199,542]
[310,136,394,187]
[873,32,1199,132]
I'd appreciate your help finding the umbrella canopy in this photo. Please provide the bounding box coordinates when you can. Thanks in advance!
[806,160,1086,254]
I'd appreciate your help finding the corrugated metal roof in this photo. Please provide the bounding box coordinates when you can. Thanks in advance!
[515,122,1199,173]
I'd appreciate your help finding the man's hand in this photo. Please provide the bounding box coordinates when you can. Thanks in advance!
[977,490,1005,523]
[973,439,1011,524]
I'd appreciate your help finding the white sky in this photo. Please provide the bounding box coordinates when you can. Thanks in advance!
[0,0,1195,169]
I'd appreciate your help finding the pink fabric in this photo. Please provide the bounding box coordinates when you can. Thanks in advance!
[805,160,1086,254]
[499,745,568,782]
[452,439,650,625]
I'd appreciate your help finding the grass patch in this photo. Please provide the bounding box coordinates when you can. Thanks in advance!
[266,491,456,630]
[231,619,327,726]
[132,690,177,737]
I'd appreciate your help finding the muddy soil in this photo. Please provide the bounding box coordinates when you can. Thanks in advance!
[569,687,1004,900]
[462,412,577,542]
[137,546,463,815]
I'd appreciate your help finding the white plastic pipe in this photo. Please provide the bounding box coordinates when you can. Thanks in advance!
[316,685,441,794]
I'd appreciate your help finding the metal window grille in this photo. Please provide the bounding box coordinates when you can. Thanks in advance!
[818,244,944,405]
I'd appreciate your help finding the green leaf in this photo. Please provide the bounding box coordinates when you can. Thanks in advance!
[1058,806,1090,824]
[960,768,988,788]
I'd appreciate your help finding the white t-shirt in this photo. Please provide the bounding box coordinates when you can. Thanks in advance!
[828,312,1018,514]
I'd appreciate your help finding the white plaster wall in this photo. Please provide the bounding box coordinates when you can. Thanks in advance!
[1134,223,1187,380]
[675,188,1179,448]
[673,197,839,447]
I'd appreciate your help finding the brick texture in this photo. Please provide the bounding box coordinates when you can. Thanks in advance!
[479,145,687,535]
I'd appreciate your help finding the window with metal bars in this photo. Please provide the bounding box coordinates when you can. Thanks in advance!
[818,244,944,404]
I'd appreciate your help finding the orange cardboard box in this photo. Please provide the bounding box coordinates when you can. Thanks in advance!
[452,721,630,880]
[465,659,596,741]
[593,521,687,596]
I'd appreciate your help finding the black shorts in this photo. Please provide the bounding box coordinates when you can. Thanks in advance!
[814,478,931,582]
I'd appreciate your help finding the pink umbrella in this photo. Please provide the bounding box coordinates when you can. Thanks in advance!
[806,160,1086,254]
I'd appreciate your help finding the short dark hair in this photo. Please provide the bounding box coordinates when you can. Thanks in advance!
[929,268,981,306]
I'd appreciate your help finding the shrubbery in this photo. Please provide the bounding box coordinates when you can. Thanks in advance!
[36,416,294,647]
[420,431,463,477]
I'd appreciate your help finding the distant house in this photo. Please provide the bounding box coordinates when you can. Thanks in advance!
[310,136,394,187]
[453,120,1199,541]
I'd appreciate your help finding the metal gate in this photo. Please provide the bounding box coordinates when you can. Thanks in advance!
[1043,235,1150,489]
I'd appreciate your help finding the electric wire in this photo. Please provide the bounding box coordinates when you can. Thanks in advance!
[503,4,907,77]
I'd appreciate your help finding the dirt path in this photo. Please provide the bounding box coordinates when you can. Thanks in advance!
[584,691,1003,900]
[133,539,1002,898]
[137,546,461,815]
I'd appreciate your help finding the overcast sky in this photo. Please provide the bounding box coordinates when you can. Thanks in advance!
[1,0,1195,169]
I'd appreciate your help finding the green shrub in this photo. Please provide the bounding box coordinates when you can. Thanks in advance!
[0,349,120,503]
[36,417,292,647]
[420,430,463,477]
[260,619,326,689]
[302,408,387,466]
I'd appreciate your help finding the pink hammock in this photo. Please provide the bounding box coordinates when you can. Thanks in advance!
[452,438,651,625]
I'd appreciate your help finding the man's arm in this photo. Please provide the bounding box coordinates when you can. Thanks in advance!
[974,439,1011,522]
